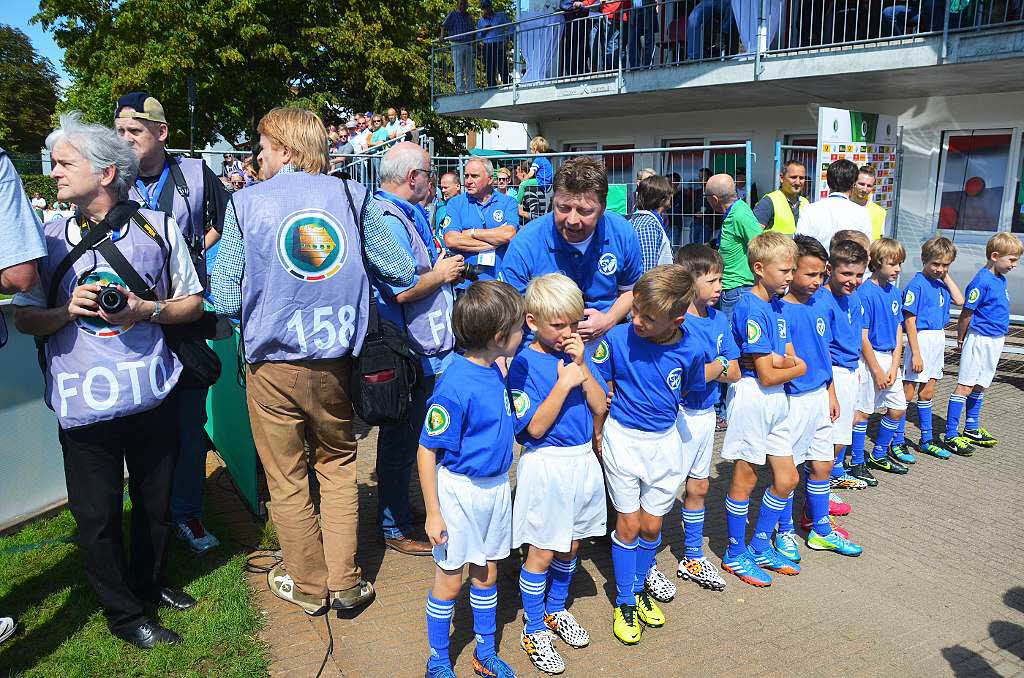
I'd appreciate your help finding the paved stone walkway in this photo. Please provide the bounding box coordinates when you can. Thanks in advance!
[210,356,1024,677]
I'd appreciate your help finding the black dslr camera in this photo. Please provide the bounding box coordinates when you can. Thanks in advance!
[97,284,128,314]
[444,253,486,282]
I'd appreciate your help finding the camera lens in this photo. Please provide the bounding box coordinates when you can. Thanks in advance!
[97,286,128,314]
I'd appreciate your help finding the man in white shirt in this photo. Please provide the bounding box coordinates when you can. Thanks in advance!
[795,158,872,249]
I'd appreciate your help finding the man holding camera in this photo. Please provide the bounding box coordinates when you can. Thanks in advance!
[114,92,229,554]
[13,113,204,648]
[374,142,464,555]
[442,157,519,288]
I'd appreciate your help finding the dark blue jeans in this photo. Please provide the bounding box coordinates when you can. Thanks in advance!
[170,386,210,522]
[376,372,435,539]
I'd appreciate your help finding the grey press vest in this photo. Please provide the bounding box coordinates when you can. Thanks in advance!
[235,171,370,364]
[375,195,455,356]
[129,156,206,275]
[39,210,182,429]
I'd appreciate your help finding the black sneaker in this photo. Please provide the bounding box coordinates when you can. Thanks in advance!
[866,454,908,475]
[941,434,975,457]
[846,463,878,487]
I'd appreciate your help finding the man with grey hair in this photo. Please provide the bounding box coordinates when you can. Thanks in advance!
[13,112,205,649]
[707,173,760,320]
[374,142,464,555]
[443,156,519,287]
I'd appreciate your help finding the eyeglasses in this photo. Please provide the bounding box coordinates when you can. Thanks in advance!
[496,176,510,183]
[413,167,437,179]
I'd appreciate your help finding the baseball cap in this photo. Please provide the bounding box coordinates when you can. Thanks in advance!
[115,92,167,124]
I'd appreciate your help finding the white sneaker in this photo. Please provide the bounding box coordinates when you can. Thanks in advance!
[644,565,677,602]
[176,518,220,554]
[267,563,328,616]
[544,608,590,648]
[0,617,15,645]
[677,556,727,591]
[521,629,565,674]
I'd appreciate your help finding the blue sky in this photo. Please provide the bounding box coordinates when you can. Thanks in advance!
[1,0,70,87]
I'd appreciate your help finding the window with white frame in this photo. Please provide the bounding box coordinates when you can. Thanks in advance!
[934,129,1020,237]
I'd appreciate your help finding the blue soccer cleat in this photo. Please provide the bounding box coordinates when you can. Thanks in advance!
[722,547,772,587]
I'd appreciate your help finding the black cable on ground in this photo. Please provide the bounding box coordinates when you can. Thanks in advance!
[315,614,334,678]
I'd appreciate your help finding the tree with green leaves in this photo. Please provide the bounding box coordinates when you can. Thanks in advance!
[36,0,502,154]
[0,25,60,154]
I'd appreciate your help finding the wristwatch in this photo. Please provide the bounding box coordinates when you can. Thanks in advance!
[150,300,164,322]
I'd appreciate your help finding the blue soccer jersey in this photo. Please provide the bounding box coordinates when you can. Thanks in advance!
[822,287,864,369]
[731,292,789,379]
[781,290,833,394]
[592,323,705,433]
[858,279,902,351]
[507,346,593,448]
[963,267,1009,337]
[902,271,952,330]
[681,306,740,410]
[419,354,516,478]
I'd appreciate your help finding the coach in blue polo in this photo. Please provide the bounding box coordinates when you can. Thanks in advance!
[499,155,642,343]
[443,156,519,285]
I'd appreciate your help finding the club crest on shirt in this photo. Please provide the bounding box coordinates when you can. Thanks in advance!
[938,292,944,306]
[968,288,980,304]
[903,290,915,307]
[492,209,503,222]
[511,389,529,417]
[746,320,762,344]
[890,300,899,315]
[715,332,723,354]
[425,405,450,436]
[777,318,787,339]
[276,208,347,281]
[666,367,682,390]
[592,340,610,363]
[598,252,617,275]
[816,317,826,336]
[504,391,512,416]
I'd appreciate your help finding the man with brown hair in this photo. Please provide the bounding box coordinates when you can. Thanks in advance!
[212,107,418,616]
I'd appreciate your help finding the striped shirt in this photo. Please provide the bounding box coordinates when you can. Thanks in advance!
[212,165,416,318]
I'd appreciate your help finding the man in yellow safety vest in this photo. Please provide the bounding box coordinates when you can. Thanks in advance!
[853,164,887,240]
[753,160,809,234]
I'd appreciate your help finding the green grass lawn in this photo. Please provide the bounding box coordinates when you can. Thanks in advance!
[0,496,273,677]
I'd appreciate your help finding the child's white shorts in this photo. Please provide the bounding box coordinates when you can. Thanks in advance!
[512,442,607,552]
[601,416,684,517]
[831,365,858,445]
[856,351,907,413]
[903,329,946,383]
[675,406,715,480]
[957,331,1005,388]
[434,465,511,570]
[789,387,835,465]
[721,377,792,465]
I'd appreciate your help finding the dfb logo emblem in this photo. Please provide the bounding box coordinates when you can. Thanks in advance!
[598,252,618,275]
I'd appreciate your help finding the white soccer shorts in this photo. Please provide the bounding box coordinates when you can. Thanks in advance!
[601,416,685,517]
[957,331,1004,388]
[720,377,793,465]
[434,465,511,570]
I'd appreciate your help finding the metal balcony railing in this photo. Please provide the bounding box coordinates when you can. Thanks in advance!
[431,0,1024,98]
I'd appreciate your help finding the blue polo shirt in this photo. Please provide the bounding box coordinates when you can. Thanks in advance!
[963,266,1010,337]
[731,293,788,379]
[443,188,520,282]
[902,271,952,331]
[374,191,452,376]
[419,354,515,478]
[681,306,739,411]
[508,347,593,448]
[859,278,902,351]
[530,156,553,189]
[781,291,833,394]
[499,211,643,313]
[592,323,705,433]
[822,287,864,369]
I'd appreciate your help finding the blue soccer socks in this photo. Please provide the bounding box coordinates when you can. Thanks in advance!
[776,491,796,534]
[893,413,907,446]
[831,448,847,478]
[965,392,984,430]
[851,421,868,465]
[725,497,749,559]
[871,416,900,461]
[546,556,576,615]
[519,568,547,634]
[610,531,639,606]
[682,508,705,559]
[470,585,498,661]
[750,489,788,554]
[946,394,967,439]
[916,399,934,443]
[633,534,662,594]
[426,593,455,671]
[805,479,832,537]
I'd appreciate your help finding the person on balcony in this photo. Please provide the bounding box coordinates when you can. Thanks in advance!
[753,160,809,234]
[587,0,628,71]
[627,0,659,68]
[478,0,513,86]
[443,0,477,93]
[686,0,734,60]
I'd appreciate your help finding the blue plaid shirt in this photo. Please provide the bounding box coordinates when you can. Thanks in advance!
[212,165,416,318]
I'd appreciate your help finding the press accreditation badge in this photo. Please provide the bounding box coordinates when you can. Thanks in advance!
[478,250,496,267]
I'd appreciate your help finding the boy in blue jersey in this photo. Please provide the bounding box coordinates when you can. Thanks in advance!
[418,281,525,678]
[508,274,608,675]
[777,236,864,560]
[895,236,963,460]
[591,264,723,644]
[855,238,908,475]
[719,231,807,588]
[821,236,873,490]
[671,245,741,591]
[942,232,1023,454]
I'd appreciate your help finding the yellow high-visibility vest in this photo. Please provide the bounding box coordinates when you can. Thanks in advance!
[766,190,809,234]
[866,200,887,240]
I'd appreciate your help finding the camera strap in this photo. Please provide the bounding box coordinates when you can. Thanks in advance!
[95,234,158,302]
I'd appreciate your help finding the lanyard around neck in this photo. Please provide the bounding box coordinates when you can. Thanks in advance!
[135,161,170,211]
